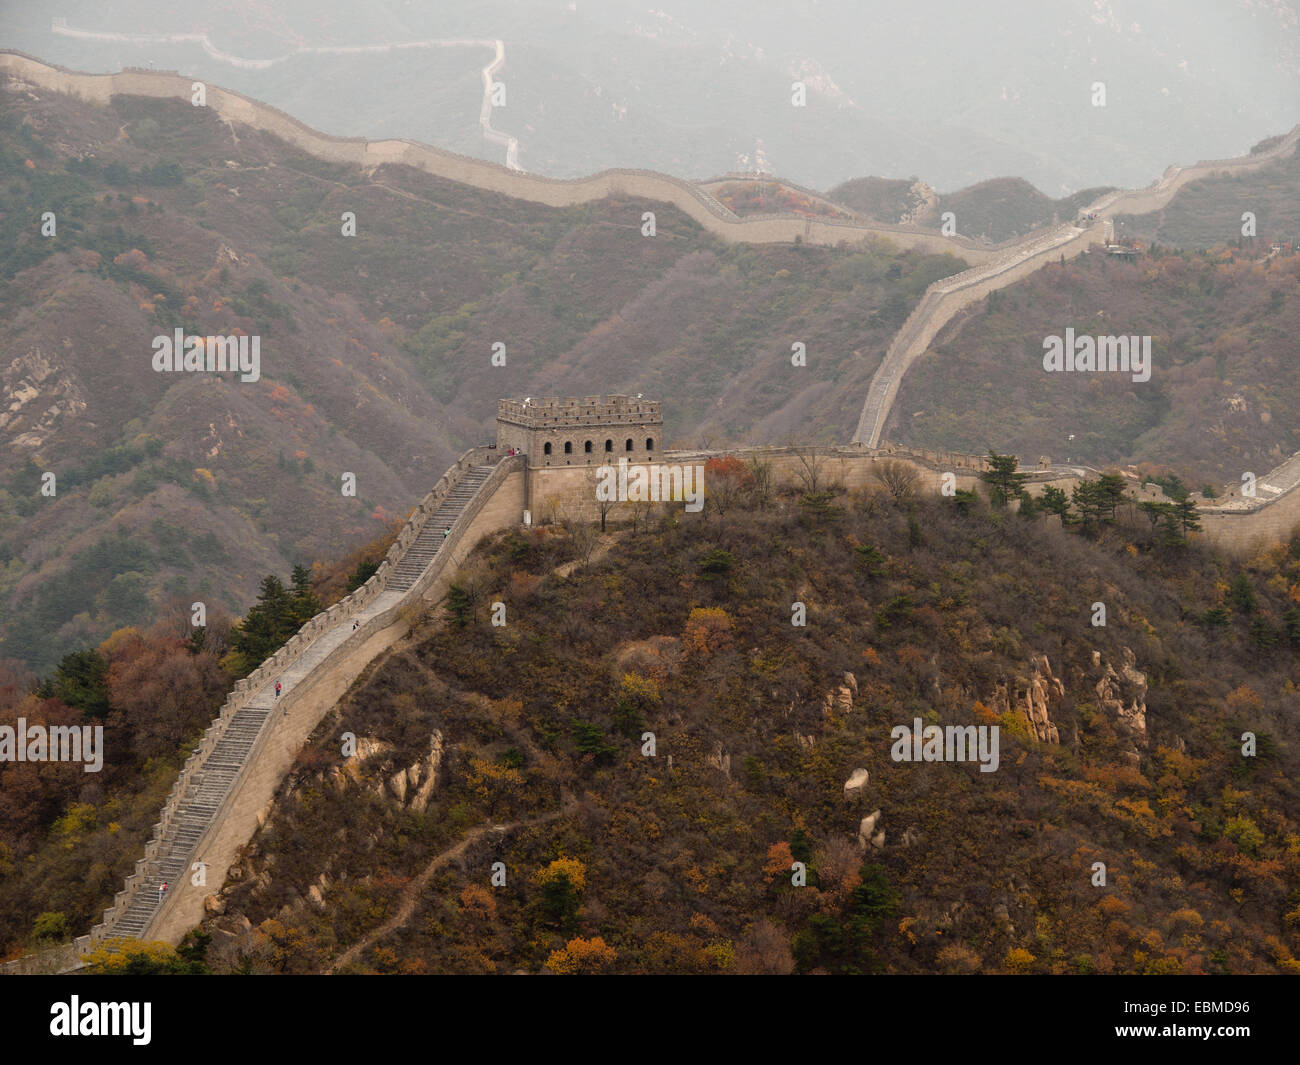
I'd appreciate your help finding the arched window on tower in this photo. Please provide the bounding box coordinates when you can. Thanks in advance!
[585,440,593,453]
[605,439,613,452]
[646,438,655,452]
[564,441,573,454]
[625,438,633,452]
[543,442,552,456]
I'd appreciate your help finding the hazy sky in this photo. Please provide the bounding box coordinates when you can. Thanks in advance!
[3,0,1297,193]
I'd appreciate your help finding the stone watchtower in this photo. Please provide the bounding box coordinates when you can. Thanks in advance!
[496,395,663,467]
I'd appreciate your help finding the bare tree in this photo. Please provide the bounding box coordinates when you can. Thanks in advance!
[746,457,774,510]
[734,919,795,975]
[569,521,600,568]
[538,494,565,527]
[852,484,888,519]
[791,445,827,493]
[873,460,919,505]
[587,468,618,532]
[628,497,654,535]
[704,456,751,521]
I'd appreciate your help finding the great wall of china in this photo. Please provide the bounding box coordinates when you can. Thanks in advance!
[0,50,1013,261]
[4,51,1300,970]
[852,125,1300,449]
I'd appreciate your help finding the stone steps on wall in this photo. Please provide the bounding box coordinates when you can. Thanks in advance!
[102,705,272,943]
[386,465,493,592]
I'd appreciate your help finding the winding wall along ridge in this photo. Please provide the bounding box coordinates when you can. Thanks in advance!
[49,20,521,167]
[852,124,1300,447]
[1,50,1011,262]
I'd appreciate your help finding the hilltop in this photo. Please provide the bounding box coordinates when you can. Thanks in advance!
[186,479,1300,975]
[1116,134,1300,249]
[827,174,1115,243]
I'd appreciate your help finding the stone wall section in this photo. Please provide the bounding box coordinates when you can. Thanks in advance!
[73,450,522,953]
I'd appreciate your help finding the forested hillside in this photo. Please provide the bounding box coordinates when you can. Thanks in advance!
[890,245,1300,486]
[0,85,966,672]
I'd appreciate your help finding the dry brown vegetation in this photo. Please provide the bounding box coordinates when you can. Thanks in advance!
[199,486,1300,974]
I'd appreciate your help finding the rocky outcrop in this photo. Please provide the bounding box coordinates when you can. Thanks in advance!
[335,731,444,811]
[0,347,86,448]
[1092,647,1148,750]
[409,732,444,813]
[982,648,1148,756]
[987,654,1065,743]
[1020,654,1064,743]
[858,809,882,850]
[707,743,732,779]
[822,672,857,718]
[339,736,393,785]
[843,767,869,796]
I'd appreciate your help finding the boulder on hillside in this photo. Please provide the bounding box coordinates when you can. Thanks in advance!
[858,809,882,850]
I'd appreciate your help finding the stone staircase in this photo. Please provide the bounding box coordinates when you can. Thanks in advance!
[386,464,493,592]
[94,461,500,947]
[107,705,272,942]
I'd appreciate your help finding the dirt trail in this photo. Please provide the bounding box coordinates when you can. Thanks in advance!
[327,808,564,973]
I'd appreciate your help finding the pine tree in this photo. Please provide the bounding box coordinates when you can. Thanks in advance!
[1283,606,1300,646]
[1096,473,1128,522]
[38,649,112,718]
[1175,498,1202,536]
[981,451,1028,508]
[231,575,295,672]
[1040,485,1071,521]
[446,583,473,629]
[1157,507,1186,550]
[1071,480,1107,533]
[289,563,322,626]
[1229,573,1257,615]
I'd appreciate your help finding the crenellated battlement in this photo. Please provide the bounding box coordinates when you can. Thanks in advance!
[497,394,662,427]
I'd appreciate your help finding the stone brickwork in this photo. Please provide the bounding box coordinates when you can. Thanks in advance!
[527,442,989,524]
